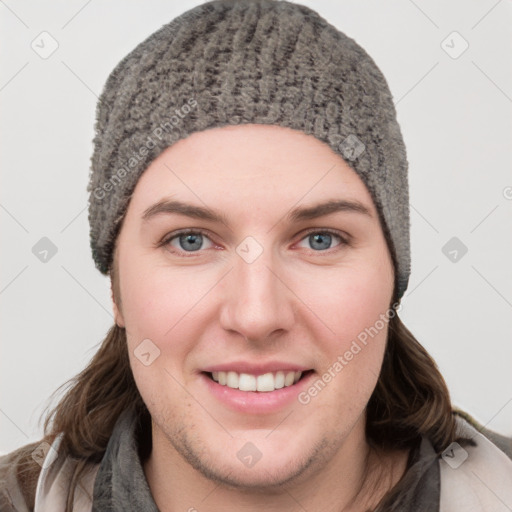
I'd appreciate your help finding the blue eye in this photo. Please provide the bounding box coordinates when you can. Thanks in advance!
[297,230,345,251]
[168,231,214,252]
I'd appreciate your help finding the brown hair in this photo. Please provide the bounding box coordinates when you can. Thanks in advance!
[14,261,457,511]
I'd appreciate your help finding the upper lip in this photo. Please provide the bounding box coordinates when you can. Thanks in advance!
[202,361,312,376]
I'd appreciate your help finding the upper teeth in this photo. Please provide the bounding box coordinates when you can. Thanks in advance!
[211,370,302,392]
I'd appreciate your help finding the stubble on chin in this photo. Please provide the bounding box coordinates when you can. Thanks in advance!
[149,410,336,493]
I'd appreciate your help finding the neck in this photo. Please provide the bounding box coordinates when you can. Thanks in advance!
[143,415,408,512]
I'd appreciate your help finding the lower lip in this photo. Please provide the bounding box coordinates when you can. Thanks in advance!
[200,371,315,414]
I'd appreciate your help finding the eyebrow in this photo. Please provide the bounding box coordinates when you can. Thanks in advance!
[141,198,372,225]
[288,199,372,222]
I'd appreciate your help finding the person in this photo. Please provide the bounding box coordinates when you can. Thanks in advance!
[1,0,511,510]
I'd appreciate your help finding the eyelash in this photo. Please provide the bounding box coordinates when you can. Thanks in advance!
[158,228,350,257]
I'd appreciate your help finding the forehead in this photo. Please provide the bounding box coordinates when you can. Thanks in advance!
[127,124,377,218]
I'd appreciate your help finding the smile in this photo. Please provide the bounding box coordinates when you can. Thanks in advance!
[206,370,313,392]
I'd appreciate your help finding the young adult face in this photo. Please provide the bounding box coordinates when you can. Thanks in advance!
[112,123,395,495]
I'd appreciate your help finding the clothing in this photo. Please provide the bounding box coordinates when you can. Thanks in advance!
[87,0,411,299]
[1,409,511,511]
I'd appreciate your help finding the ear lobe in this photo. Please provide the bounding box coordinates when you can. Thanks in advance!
[113,301,125,328]
[111,280,125,328]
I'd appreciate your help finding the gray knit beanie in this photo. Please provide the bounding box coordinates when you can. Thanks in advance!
[87,0,410,299]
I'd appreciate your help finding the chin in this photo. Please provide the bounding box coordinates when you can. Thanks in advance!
[204,456,315,491]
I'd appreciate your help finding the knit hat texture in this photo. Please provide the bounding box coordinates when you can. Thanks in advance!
[87,0,411,299]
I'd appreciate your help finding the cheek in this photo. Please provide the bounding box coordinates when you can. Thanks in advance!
[119,258,196,339]
[302,250,393,402]
[119,260,211,380]
[311,255,393,346]
[121,265,202,413]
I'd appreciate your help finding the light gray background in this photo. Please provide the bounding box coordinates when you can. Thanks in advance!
[1,0,511,454]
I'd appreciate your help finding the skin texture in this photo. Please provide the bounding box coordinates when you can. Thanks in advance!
[111,124,408,511]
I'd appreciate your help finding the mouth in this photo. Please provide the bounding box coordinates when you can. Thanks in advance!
[202,369,315,393]
[200,368,317,414]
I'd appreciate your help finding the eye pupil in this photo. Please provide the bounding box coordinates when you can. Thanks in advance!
[310,232,332,250]
[180,233,203,251]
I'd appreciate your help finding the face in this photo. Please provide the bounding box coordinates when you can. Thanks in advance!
[112,124,395,489]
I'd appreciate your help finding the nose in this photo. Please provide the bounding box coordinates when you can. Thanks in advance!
[219,243,296,344]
